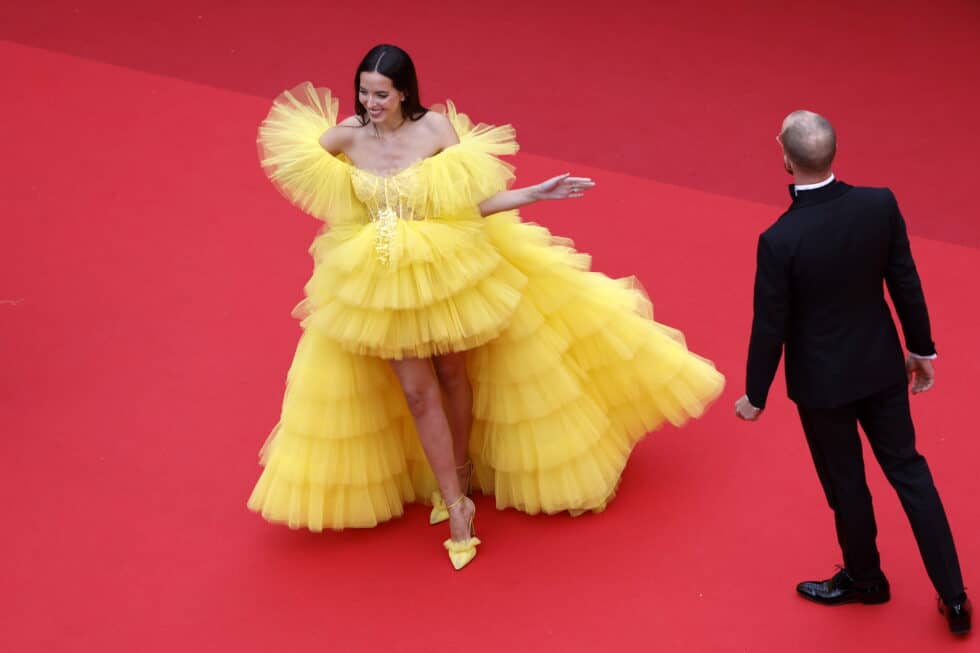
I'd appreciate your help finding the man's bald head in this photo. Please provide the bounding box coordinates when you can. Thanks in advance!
[779,110,836,174]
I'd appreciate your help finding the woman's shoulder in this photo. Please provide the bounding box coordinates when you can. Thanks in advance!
[418,110,459,147]
[319,116,364,153]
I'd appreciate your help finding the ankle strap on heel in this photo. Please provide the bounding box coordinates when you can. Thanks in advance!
[446,495,467,510]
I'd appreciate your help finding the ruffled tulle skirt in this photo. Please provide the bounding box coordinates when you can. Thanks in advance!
[247,211,724,531]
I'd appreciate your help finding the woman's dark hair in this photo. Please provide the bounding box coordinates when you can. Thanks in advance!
[354,44,428,125]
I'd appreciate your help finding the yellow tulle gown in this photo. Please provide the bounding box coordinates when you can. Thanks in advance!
[247,83,725,531]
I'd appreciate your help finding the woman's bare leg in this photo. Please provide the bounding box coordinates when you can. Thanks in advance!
[434,351,473,491]
[390,357,474,541]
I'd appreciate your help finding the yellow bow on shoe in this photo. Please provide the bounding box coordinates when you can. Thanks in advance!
[443,536,481,570]
[442,494,478,570]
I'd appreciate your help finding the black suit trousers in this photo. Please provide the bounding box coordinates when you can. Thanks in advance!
[796,383,963,602]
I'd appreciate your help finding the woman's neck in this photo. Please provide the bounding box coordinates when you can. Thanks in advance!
[372,113,406,136]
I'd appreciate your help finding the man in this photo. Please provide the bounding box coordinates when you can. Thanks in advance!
[735,110,970,635]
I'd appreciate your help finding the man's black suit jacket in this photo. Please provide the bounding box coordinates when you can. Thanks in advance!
[746,180,935,409]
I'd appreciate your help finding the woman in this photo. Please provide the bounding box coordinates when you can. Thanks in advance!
[248,44,724,570]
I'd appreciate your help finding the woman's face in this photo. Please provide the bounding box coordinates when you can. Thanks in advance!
[358,71,405,125]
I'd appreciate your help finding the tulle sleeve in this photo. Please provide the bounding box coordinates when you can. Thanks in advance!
[257,83,367,224]
[419,102,519,216]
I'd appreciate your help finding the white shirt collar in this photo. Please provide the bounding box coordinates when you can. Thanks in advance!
[794,173,836,193]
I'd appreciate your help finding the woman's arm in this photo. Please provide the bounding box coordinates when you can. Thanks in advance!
[479,173,595,217]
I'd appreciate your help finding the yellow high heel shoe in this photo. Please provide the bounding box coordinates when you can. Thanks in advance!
[442,495,480,571]
[430,460,473,525]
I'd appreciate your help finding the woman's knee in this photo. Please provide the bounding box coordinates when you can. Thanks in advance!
[401,378,442,417]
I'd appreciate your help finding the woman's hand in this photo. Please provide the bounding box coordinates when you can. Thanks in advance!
[531,173,596,201]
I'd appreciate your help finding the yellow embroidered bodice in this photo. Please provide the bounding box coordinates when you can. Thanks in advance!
[349,167,426,264]
[350,166,424,223]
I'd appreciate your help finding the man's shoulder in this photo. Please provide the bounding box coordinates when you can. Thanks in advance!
[828,184,900,221]
[758,214,799,256]
[845,183,896,204]
[763,209,799,241]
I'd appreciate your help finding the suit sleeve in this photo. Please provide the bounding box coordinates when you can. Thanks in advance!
[883,191,935,356]
[746,233,790,409]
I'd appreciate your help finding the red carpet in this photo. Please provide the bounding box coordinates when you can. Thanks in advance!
[2,2,978,650]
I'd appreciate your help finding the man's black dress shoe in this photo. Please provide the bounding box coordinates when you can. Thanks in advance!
[796,568,890,605]
[938,595,971,635]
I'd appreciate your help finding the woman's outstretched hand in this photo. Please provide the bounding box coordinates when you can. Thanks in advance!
[532,173,596,200]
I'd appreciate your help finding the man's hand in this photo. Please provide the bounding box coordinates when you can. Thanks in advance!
[907,356,936,394]
[735,395,763,421]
